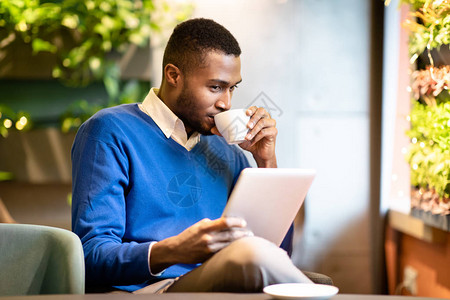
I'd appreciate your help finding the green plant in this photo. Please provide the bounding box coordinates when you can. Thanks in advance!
[388,0,450,206]
[60,63,149,132]
[0,0,193,133]
[397,0,450,63]
[0,0,154,85]
[406,100,450,199]
[0,0,193,86]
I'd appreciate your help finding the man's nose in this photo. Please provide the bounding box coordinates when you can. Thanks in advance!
[216,91,232,111]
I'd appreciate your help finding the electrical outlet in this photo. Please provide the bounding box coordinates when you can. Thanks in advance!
[403,265,418,295]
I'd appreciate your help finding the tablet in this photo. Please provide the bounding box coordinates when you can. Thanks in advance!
[222,168,316,246]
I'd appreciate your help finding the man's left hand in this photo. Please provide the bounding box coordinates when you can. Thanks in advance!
[239,106,277,168]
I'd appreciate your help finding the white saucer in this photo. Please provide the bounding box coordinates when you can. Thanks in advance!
[263,283,339,300]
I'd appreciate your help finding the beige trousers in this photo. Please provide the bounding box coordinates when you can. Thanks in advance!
[135,236,312,294]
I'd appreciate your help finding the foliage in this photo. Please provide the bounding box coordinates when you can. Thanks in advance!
[0,0,193,86]
[0,0,193,134]
[391,0,450,203]
[60,64,149,133]
[398,0,450,63]
[0,105,32,138]
[0,0,153,85]
[406,100,450,198]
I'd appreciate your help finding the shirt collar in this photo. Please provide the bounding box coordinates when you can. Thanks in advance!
[140,88,200,150]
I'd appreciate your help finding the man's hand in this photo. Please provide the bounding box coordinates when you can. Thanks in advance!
[150,217,252,274]
[239,106,278,168]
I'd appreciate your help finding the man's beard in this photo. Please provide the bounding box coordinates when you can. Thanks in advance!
[175,87,213,136]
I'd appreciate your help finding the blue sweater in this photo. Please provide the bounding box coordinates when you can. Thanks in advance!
[72,103,293,292]
[71,104,251,291]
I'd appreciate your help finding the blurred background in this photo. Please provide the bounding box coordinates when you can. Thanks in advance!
[0,0,449,297]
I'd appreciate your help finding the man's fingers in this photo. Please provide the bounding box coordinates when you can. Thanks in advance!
[209,228,253,242]
[245,118,276,141]
[207,242,230,253]
[249,127,277,147]
[247,107,270,127]
[225,217,247,228]
[198,218,228,232]
[198,217,246,233]
[246,106,258,117]
[206,228,254,252]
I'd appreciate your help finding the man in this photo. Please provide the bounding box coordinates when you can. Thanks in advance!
[72,18,312,293]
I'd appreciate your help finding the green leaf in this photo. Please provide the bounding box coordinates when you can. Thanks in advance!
[119,80,142,103]
[0,0,192,86]
[0,171,13,181]
[103,63,120,101]
[31,38,57,54]
[406,98,450,199]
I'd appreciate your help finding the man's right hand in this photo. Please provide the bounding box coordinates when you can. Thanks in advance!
[150,217,252,274]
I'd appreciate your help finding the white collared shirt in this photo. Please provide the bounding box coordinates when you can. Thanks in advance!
[138,88,200,151]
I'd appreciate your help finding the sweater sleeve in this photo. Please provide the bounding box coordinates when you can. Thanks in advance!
[71,129,151,288]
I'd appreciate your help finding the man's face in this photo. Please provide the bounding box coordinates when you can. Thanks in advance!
[173,51,242,135]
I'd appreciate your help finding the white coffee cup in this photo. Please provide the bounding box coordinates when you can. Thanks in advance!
[214,109,250,144]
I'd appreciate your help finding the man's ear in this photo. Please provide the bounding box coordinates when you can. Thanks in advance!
[164,64,182,87]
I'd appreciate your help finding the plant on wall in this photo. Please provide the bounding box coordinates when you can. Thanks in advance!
[408,66,450,214]
[398,0,450,63]
[395,0,450,217]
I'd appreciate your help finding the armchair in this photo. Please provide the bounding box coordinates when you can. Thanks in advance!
[0,223,85,295]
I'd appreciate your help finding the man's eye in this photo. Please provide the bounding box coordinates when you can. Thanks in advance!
[230,85,239,92]
[210,86,221,92]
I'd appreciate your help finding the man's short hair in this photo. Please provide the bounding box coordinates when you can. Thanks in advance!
[162,18,241,75]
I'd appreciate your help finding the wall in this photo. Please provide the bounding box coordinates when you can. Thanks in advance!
[157,0,375,294]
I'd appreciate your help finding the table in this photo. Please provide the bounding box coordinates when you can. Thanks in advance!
[0,294,446,300]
